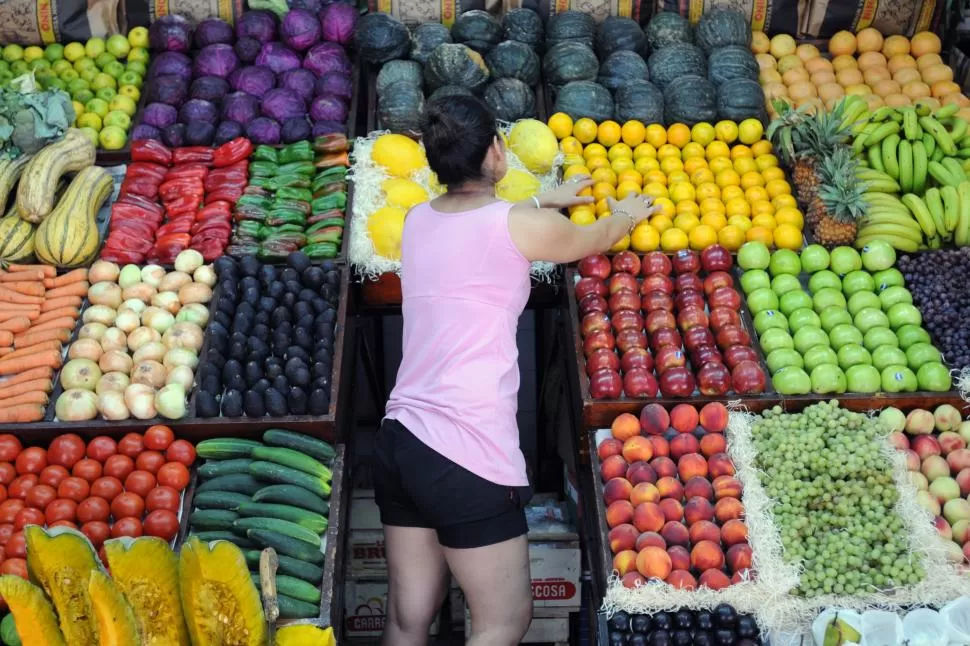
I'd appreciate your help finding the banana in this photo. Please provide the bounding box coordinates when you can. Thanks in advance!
[920,116,958,155]
[898,140,914,193]
[956,147,970,159]
[854,234,921,252]
[941,184,961,233]
[956,181,970,246]
[935,103,961,119]
[861,209,925,229]
[928,160,957,186]
[866,145,884,172]
[863,191,907,206]
[924,187,947,237]
[881,134,901,180]
[949,118,969,142]
[914,100,934,117]
[853,121,878,141]
[857,223,925,242]
[912,140,928,194]
[861,121,901,151]
[903,108,920,141]
[901,193,937,238]
[943,157,969,183]
[922,132,937,158]
[870,106,895,122]
[932,146,946,163]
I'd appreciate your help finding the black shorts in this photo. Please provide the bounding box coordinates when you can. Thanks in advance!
[373,418,533,549]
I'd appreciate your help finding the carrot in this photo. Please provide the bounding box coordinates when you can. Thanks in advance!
[34,307,79,325]
[0,317,31,334]
[0,392,49,407]
[2,282,45,297]
[41,296,82,312]
[0,288,43,304]
[0,365,54,385]
[0,348,12,357]
[0,350,61,376]
[0,404,45,422]
[0,331,13,347]
[5,264,55,278]
[44,282,88,300]
[0,342,60,362]
[13,328,69,348]
[28,317,75,334]
[0,379,53,399]
[0,269,45,283]
[0,309,39,322]
[45,268,87,289]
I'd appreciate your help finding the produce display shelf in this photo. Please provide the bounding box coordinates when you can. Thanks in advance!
[94,88,148,167]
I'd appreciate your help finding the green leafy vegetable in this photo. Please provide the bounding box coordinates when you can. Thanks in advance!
[0,73,74,157]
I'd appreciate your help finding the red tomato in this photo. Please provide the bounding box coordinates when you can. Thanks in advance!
[90,477,123,502]
[8,475,37,500]
[156,462,189,491]
[81,521,110,548]
[0,436,21,462]
[86,436,118,462]
[144,426,174,451]
[77,497,110,524]
[0,524,14,545]
[124,470,156,497]
[38,465,69,488]
[72,458,103,482]
[110,517,143,538]
[0,485,7,505]
[143,509,179,541]
[0,463,15,485]
[103,454,135,481]
[24,484,56,510]
[57,477,90,503]
[47,434,85,469]
[146,486,181,513]
[165,440,196,466]
[15,447,46,475]
[13,507,45,531]
[117,433,144,458]
[0,500,24,524]
[1,557,26,579]
[45,499,77,525]
[4,532,24,559]
[134,451,165,474]
[49,520,77,530]
[110,493,144,519]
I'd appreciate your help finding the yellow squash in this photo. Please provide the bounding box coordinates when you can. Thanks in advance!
[17,128,96,223]
[0,204,36,262]
[34,165,112,267]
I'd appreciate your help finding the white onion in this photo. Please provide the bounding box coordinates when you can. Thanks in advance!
[56,389,98,421]
[60,358,102,391]
[96,372,130,395]
[132,341,166,364]
[175,249,204,274]
[131,360,167,389]
[127,326,161,352]
[163,348,198,371]
[155,383,187,419]
[97,391,130,421]
[162,322,204,353]
[118,299,147,315]
[78,322,107,342]
[152,291,181,315]
[141,265,165,288]
[68,338,103,362]
[178,283,212,305]
[100,327,128,353]
[176,303,210,327]
[114,309,140,334]
[143,307,175,334]
[88,260,120,284]
[82,305,116,326]
[122,282,157,303]
[166,365,195,391]
[99,350,133,375]
[124,383,156,420]
[158,271,192,293]
[193,265,216,287]
[118,264,142,288]
[89,282,122,309]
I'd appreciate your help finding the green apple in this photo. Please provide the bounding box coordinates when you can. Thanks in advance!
[754,309,788,335]
[837,343,871,370]
[842,270,875,296]
[813,288,847,313]
[854,307,891,334]
[98,124,126,150]
[770,274,802,296]
[879,285,912,310]
[772,367,812,394]
[800,244,830,273]
[95,87,116,103]
[738,241,770,270]
[80,69,98,84]
[44,43,64,62]
[125,60,146,77]
[52,60,73,76]
[747,288,779,314]
[829,323,863,349]
[918,362,952,392]
[819,306,853,332]
[85,37,106,59]
[9,61,27,75]
[860,239,896,272]
[67,78,89,95]
[22,45,43,63]
[906,342,942,370]
[873,268,905,291]
[847,291,882,317]
[808,270,842,293]
[73,56,96,73]
[794,326,830,354]
[1,45,23,63]
[84,97,108,118]
[846,364,882,393]
[128,27,149,50]
[830,246,863,276]
[788,308,821,333]
[103,60,125,79]
[767,348,804,373]
[872,345,909,372]
[0,60,9,73]
[91,72,116,91]
[72,89,94,105]
[739,269,770,294]
[28,59,50,72]
[863,327,898,352]
[128,46,149,65]
[896,324,931,350]
[59,68,79,83]
[887,303,922,328]
[106,33,131,59]
[760,328,794,354]
[882,365,918,392]
[63,42,85,62]
[769,249,801,276]
[94,52,116,69]
[811,364,847,394]
[803,345,839,372]
[117,70,142,88]
[779,290,813,317]
[102,110,130,130]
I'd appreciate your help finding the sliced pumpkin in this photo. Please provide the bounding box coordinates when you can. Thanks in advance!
[179,537,266,646]
[24,525,99,645]
[88,570,141,645]
[103,537,189,645]
[275,624,336,646]
[0,575,66,646]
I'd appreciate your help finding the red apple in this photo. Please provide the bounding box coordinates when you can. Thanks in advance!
[646,310,677,333]
[609,290,641,313]
[651,327,683,352]
[624,368,659,398]
[674,290,705,312]
[723,345,758,369]
[691,345,723,367]
[677,306,709,332]
[709,307,741,332]
[655,346,687,374]
[612,251,641,275]
[576,277,607,301]
[641,251,672,276]
[621,348,654,373]
[672,249,701,274]
[660,366,695,397]
[641,291,674,312]
[583,329,616,356]
[616,329,648,353]
[609,273,639,295]
[732,360,766,394]
[675,273,703,294]
[701,244,732,272]
[716,325,751,349]
[703,271,734,296]
[684,326,716,352]
[641,273,674,296]
[612,310,644,334]
[579,254,612,280]
[586,348,620,376]
[708,286,742,310]
[697,362,732,395]
[579,294,608,316]
[589,369,623,399]
[582,311,611,336]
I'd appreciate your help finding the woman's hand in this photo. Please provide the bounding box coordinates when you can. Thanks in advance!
[533,176,595,209]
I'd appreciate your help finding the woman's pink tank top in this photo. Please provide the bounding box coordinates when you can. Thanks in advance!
[384,199,531,486]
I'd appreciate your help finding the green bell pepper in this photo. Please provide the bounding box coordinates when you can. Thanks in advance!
[308,209,344,225]
[276,186,313,202]
[277,161,317,177]
[248,176,274,190]
[268,174,311,191]
[252,145,279,163]
[307,218,344,234]
[312,181,348,198]
[266,209,307,227]
[278,140,315,164]
[311,192,347,214]
[249,161,279,177]
[235,221,262,238]
[270,198,311,215]
[308,226,343,245]
[304,242,339,259]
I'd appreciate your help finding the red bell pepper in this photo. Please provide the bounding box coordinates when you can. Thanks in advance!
[120,178,160,199]
[101,249,147,264]
[165,164,209,181]
[205,186,244,205]
[172,147,214,165]
[159,178,204,202]
[213,137,253,167]
[111,202,163,224]
[103,235,154,254]
[127,162,168,180]
[191,219,232,235]
[115,194,164,215]
[205,172,247,193]
[131,140,172,165]
[162,194,203,214]
[196,201,231,219]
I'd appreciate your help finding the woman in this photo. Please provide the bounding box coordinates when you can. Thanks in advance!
[374,95,655,646]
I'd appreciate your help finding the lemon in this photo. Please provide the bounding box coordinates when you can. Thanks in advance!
[103,110,130,130]
[738,118,765,144]
[78,127,100,148]
[77,112,102,131]
[715,120,739,143]
[128,27,149,49]
[509,120,558,174]
[372,133,426,178]
[63,42,85,62]
[1,45,23,63]
[109,94,137,116]
[631,222,660,251]
[495,169,540,202]
[651,214,673,233]
[548,112,573,139]
[368,206,407,260]
[85,38,106,59]
[691,122,716,146]
[660,227,689,251]
[645,124,667,148]
[99,125,126,150]
[652,197,675,218]
[562,154,586,168]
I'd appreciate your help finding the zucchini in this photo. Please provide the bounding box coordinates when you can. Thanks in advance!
[277,593,319,619]
[244,551,323,584]
[237,502,328,533]
[196,438,262,460]
[192,491,250,511]
[251,446,332,480]
[249,461,331,499]
[252,485,329,515]
[192,531,257,548]
[233,518,321,547]
[198,459,254,479]
[195,474,263,496]
[246,529,324,564]
[250,574,321,604]
[189,510,238,531]
[263,429,336,463]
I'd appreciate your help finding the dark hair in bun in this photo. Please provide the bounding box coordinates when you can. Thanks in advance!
[422,95,499,186]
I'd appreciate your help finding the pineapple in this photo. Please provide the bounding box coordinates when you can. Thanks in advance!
[794,102,853,206]
[814,148,866,247]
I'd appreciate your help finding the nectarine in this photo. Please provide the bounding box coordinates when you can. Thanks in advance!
[631,482,661,506]
[684,476,714,501]
[604,477,633,505]
[670,404,699,433]
[713,475,743,500]
[597,438,624,461]
[613,549,639,576]
[635,531,666,551]
[691,540,726,570]
[659,498,684,522]
[609,523,639,553]
[656,476,684,501]
[621,572,646,589]
[651,456,678,479]
[639,403,670,436]
[670,434,700,461]
[700,568,731,590]
[611,412,641,441]
[606,500,635,528]
[661,521,690,547]
[626,461,658,485]
[622,436,655,463]
[667,545,690,570]
[721,519,749,546]
[685,497,715,525]
[678,453,709,481]
[699,433,727,457]
[727,543,753,572]
[633,502,665,533]
[636,546,672,580]
[699,402,728,432]
[708,453,736,478]
[647,435,670,458]
[715,497,745,523]
[689,520,721,545]
[667,569,697,590]
[601,455,628,482]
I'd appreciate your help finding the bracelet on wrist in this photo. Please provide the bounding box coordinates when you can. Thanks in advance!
[531,195,541,209]
[612,209,636,234]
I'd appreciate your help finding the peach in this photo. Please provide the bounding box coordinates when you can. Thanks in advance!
[930,476,961,504]
[659,498,684,522]
[633,502,666,533]
[601,455,629,482]
[611,412,641,441]
[699,433,727,457]
[684,476,714,501]
[613,549,639,576]
[609,523,639,553]
[627,461,658,485]
[727,543,753,572]
[904,449,921,471]
[713,476,743,500]
[917,490,942,516]
[667,545,690,570]
[691,540,726,570]
[604,477,634,505]
[639,403,670,436]
[661,521,690,547]
[935,516,953,541]
[957,469,970,497]
[721,519,749,546]
[953,519,970,544]
[685,497,715,525]
[631,482,661,505]
[944,498,970,525]
[880,407,907,432]
[651,457,678,479]
[913,435,942,459]
[888,431,910,451]
[940,431,967,455]
[678,453,709,481]
[623,436,655,463]
[949,448,970,473]
[708,453,736,478]
[636,531,666,551]
[607,500,635,527]
[731,569,753,584]
[598,438,624,461]
[699,402,728,433]
[656,476,684,501]
[922,455,951,482]
[699,568,731,590]
[689,520,721,544]
[621,572,646,589]
[715,497,745,523]
[945,540,966,564]
[670,434,700,461]
[647,436,669,458]
[670,404,699,433]
[636,546,672,580]
[908,471,929,490]
[667,569,697,590]
[906,408,936,434]
[935,404,963,432]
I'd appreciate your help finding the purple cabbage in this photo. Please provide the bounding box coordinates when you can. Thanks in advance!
[261,88,307,121]
[236,10,278,43]
[280,68,317,102]
[315,73,352,99]
[190,76,229,101]
[162,123,187,148]
[320,3,357,45]
[281,8,321,52]
[246,117,282,144]
[194,44,240,79]
[312,120,345,137]
[145,75,188,106]
[222,92,261,123]
[235,37,262,64]
[282,117,312,143]
[179,98,219,124]
[195,18,234,47]
[290,0,321,12]
[150,14,193,52]
[185,122,216,146]
[143,102,178,129]
[214,120,245,145]
[310,94,348,123]
[228,65,276,98]
[256,42,302,74]
[149,51,192,78]
[132,124,161,141]
[303,41,351,77]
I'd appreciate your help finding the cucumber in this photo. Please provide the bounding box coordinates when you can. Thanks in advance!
[190,510,238,531]
[244,551,323,584]
[233,517,321,546]
[192,531,257,548]
[199,459,254,479]
[192,491,250,511]
[251,446,332,480]
[250,574,321,604]
[247,529,324,564]
[237,502,328,533]
[263,429,336,463]
[277,593,319,619]
[196,474,263,496]
[252,485,329,515]
[249,461,331,498]
[196,438,262,460]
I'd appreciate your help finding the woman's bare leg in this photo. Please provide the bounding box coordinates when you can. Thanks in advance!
[382,525,450,646]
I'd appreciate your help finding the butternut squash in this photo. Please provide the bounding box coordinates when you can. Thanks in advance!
[0,203,36,263]
[17,129,96,223]
[34,165,112,268]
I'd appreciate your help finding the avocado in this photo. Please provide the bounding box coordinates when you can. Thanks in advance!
[223,359,242,384]
[214,256,237,277]
[294,327,313,350]
[299,288,316,303]
[265,388,287,416]
[281,293,296,309]
[227,373,247,393]
[236,302,255,320]
[312,362,330,380]
[308,388,329,415]
[273,375,289,394]
[240,276,259,293]
[286,347,310,364]
[254,311,270,325]
[214,311,232,329]
[281,267,299,284]
[311,297,328,314]
[244,390,266,418]
[285,280,302,295]
[252,378,271,394]
[221,389,244,417]
[259,296,276,312]
[259,264,277,285]
[218,297,236,317]
[265,359,283,380]
[287,386,308,415]
[268,281,285,299]
[245,361,262,386]
[303,267,324,289]
[287,251,310,273]
[320,260,336,272]
[239,255,260,277]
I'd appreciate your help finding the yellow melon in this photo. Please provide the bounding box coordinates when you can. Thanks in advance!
[495,168,541,202]
[372,134,427,178]
[796,43,820,61]
[863,67,892,85]
[832,55,858,72]
[917,53,943,71]
[788,81,817,101]
[368,206,407,260]
[756,53,777,71]
[893,67,923,86]
[763,82,789,101]
[844,83,872,96]
[811,71,838,87]
[863,94,886,110]
[782,67,810,86]
[903,81,931,100]
[858,51,888,70]
[818,83,845,102]
[883,93,911,107]
[873,79,901,97]
[805,57,833,75]
[509,119,559,174]
[760,69,783,84]
[888,54,917,75]
[943,93,970,107]
[382,178,430,210]
[777,54,804,74]
[837,69,865,86]
[932,81,961,99]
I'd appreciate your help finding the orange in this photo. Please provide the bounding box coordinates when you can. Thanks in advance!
[756,154,780,171]
[635,157,660,176]
[775,207,804,228]
[667,123,691,148]
[714,120,739,144]
[608,143,633,161]
[675,200,700,217]
[717,224,745,250]
[644,169,668,186]
[728,214,752,230]
[750,200,775,217]
[668,182,696,203]
[709,157,734,175]
[563,164,591,180]
[583,143,608,160]
[578,187,593,198]
[766,178,792,198]
[559,136,583,155]
[667,171,690,185]
[772,194,797,210]
[573,118,598,144]
[548,112,574,139]
[774,223,803,249]
[751,140,773,157]
[695,182,721,201]
[651,214,674,232]
[751,213,777,230]
[715,169,741,188]
[832,54,858,72]
[734,158,759,176]
[611,158,635,174]
[598,120,622,147]
[730,144,753,160]
[691,169,716,186]
[634,142,657,159]
[609,233,631,252]
[652,197,675,218]
[721,185,745,203]
[673,213,700,233]
[700,212,727,230]
[856,27,883,53]
[617,180,641,199]
[911,32,942,58]
[660,227,689,251]
[621,120,646,147]
[630,222,660,252]
[691,122,716,146]
[700,197,726,215]
[591,167,618,186]
[883,34,911,58]
[746,226,773,245]
[643,183,669,199]
[828,30,857,56]
[745,186,769,204]
[740,171,766,190]
[683,157,709,175]
[681,142,706,160]
[595,198,611,216]
[587,156,611,172]
[689,224,718,250]
[761,167,786,183]
[645,124,667,148]
[706,141,731,160]
[562,154,585,168]
[660,156,684,175]
[592,182,617,202]
[657,144,681,160]
[569,207,596,225]
[725,197,751,217]
[617,169,643,186]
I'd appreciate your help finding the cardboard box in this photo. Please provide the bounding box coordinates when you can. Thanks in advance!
[349,490,387,579]
[344,580,440,638]
[464,607,571,644]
